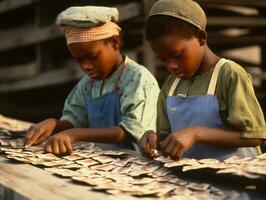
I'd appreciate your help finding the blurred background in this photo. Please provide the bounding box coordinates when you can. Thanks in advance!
[0,0,265,123]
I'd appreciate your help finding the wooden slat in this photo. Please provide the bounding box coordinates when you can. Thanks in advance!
[208,35,266,47]
[0,2,142,53]
[0,0,34,14]
[196,0,266,7]
[0,25,62,52]
[208,17,266,27]
[0,157,137,200]
[0,62,38,81]
[0,48,138,93]
[0,61,82,93]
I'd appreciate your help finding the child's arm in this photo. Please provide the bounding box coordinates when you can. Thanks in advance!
[24,77,89,147]
[159,127,262,160]
[24,119,74,147]
[43,126,129,155]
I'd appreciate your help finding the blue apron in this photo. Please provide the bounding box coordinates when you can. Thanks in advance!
[87,63,134,149]
[166,58,257,160]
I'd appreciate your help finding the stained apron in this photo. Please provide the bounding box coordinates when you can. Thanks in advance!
[166,58,257,160]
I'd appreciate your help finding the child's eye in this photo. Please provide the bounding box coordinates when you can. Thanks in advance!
[172,54,181,60]
[85,54,98,60]
[77,54,98,63]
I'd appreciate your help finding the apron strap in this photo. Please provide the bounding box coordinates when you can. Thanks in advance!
[168,58,227,96]
[207,58,227,95]
[168,77,181,96]
[87,78,94,96]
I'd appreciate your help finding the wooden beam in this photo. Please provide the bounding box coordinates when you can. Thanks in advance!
[0,61,82,93]
[0,25,63,52]
[0,2,142,53]
[0,0,34,14]
[208,35,266,47]
[0,62,39,81]
[196,0,266,8]
[208,17,266,27]
[0,49,138,93]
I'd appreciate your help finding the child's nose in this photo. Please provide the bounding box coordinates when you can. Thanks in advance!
[166,61,178,69]
[81,62,93,70]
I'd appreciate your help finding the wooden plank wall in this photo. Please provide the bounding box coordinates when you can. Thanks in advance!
[0,0,265,121]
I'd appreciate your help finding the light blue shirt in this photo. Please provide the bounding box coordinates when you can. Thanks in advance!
[60,56,160,140]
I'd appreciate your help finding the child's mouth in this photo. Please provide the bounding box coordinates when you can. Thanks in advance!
[176,72,185,78]
[89,73,98,78]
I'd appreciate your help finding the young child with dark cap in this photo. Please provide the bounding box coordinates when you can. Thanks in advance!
[139,0,266,160]
[24,6,160,155]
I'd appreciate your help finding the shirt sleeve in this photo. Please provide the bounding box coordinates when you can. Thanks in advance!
[60,76,89,128]
[119,67,160,141]
[157,76,173,136]
[220,63,266,139]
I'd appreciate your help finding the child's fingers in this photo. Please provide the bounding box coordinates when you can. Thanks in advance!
[24,126,36,146]
[147,132,157,152]
[44,143,52,153]
[59,140,67,154]
[52,140,60,155]
[159,136,171,150]
[35,134,49,145]
[26,129,43,147]
[170,146,182,160]
[175,147,185,161]
[161,141,176,158]
[64,141,73,155]
[139,135,150,155]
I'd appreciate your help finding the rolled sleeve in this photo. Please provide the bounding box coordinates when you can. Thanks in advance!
[119,67,159,141]
[224,66,266,139]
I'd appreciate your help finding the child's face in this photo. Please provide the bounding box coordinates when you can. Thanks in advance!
[149,34,204,79]
[68,40,119,80]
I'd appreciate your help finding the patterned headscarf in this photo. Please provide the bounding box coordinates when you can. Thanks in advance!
[61,21,121,44]
[56,6,121,44]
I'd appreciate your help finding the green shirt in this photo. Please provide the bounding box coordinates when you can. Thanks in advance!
[158,59,266,139]
[60,56,160,141]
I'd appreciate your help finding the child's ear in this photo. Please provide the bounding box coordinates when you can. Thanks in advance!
[197,30,207,46]
[111,36,121,51]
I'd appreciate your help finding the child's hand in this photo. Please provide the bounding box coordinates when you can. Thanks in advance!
[44,132,74,155]
[139,130,158,158]
[159,127,199,160]
[24,119,57,147]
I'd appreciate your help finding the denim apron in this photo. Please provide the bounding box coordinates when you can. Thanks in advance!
[87,62,134,149]
[166,58,257,160]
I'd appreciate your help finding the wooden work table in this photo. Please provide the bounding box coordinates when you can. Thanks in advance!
[0,115,265,200]
[0,156,138,200]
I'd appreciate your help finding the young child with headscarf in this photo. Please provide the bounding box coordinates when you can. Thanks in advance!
[25,6,160,155]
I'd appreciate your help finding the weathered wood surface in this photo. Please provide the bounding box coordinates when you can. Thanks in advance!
[0,2,141,53]
[196,0,266,7]
[0,121,265,200]
[0,156,137,200]
[0,0,34,14]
